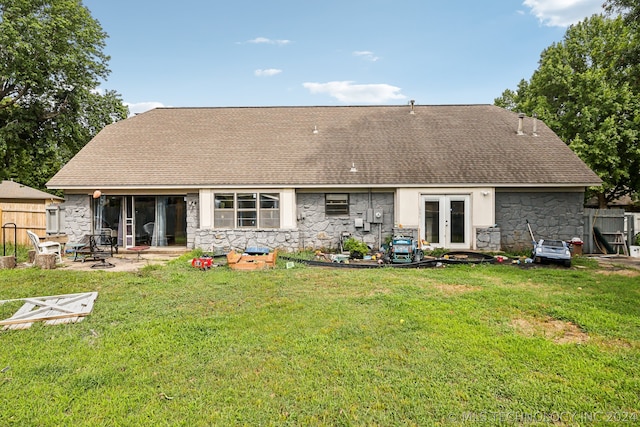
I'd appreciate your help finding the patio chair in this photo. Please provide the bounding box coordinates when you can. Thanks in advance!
[83,234,115,269]
[26,230,63,263]
[142,222,154,245]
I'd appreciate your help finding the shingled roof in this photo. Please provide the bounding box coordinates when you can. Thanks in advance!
[0,180,63,200]
[47,105,601,189]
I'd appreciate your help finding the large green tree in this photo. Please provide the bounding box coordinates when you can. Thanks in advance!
[605,0,640,25]
[0,0,127,190]
[495,14,640,207]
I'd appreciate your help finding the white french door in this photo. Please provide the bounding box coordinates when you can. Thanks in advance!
[421,195,471,249]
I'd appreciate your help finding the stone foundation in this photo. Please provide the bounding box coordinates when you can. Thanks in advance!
[476,227,501,251]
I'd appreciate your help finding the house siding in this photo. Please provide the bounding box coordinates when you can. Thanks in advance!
[61,189,587,254]
[193,191,394,252]
[495,190,585,252]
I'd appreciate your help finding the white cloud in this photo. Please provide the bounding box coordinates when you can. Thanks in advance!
[523,0,604,27]
[125,101,166,116]
[353,51,380,62]
[302,81,406,103]
[254,68,283,77]
[246,37,291,46]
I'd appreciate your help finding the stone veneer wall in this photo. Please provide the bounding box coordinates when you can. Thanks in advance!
[185,193,199,249]
[495,191,585,252]
[475,227,501,251]
[297,192,394,251]
[193,192,395,252]
[63,191,584,254]
[62,193,200,248]
[60,194,92,243]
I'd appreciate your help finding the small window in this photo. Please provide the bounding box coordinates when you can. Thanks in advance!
[325,194,349,215]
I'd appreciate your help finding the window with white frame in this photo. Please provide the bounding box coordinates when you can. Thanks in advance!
[214,193,234,228]
[213,192,280,228]
[259,193,280,228]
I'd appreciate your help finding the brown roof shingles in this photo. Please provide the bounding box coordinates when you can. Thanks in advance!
[0,180,63,200]
[47,105,602,189]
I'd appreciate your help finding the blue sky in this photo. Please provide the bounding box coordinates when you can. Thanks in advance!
[82,0,606,115]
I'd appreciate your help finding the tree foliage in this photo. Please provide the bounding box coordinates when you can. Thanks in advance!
[495,15,640,206]
[0,0,128,190]
[605,0,640,26]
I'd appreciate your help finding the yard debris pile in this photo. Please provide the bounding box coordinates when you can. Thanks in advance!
[1,292,98,331]
[281,250,496,269]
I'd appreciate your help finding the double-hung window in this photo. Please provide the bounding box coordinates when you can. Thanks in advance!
[237,193,257,227]
[213,192,280,228]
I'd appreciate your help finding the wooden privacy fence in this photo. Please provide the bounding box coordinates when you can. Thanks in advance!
[0,204,47,247]
[582,208,626,254]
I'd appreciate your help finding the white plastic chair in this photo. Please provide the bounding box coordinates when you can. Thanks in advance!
[143,222,154,245]
[26,230,63,263]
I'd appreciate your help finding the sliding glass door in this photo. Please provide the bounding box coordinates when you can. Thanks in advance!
[95,195,186,247]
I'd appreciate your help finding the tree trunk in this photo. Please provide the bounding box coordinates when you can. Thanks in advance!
[34,253,56,269]
[597,192,607,209]
[0,256,16,269]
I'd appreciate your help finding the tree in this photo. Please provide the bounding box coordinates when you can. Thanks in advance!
[495,15,640,207]
[605,0,640,25]
[0,0,128,190]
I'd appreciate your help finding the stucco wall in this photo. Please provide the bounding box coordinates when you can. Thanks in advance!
[495,190,585,252]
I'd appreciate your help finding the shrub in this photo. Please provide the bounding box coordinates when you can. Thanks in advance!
[343,237,369,258]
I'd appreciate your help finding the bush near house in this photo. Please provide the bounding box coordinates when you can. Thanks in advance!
[342,237,370,258]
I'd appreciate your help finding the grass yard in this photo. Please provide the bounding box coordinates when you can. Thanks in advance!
[0,255,639,426]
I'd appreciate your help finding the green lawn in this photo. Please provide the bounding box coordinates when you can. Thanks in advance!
[1,256,639,426]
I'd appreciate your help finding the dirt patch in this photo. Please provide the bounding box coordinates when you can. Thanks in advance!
[595,269,640,278]
[433,284,481,295]
[592,255,640,271]
[595,337,640,351]
[511,317,589,345]
[13,252,182,273]
[367,288,393,297]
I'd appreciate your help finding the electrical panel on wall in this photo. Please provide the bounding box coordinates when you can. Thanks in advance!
[372,209,383,224]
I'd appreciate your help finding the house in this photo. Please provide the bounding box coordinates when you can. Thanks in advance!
[0,180,64,246]
[46,105,602,253]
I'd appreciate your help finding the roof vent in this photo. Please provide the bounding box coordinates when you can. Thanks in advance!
[517,113,525,135]
[350,162,358,173]
[409,100,415,114]
[312,125,318,134]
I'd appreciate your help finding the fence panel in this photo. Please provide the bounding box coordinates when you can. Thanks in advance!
[583,208,626,254]
[0,203,47,246]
